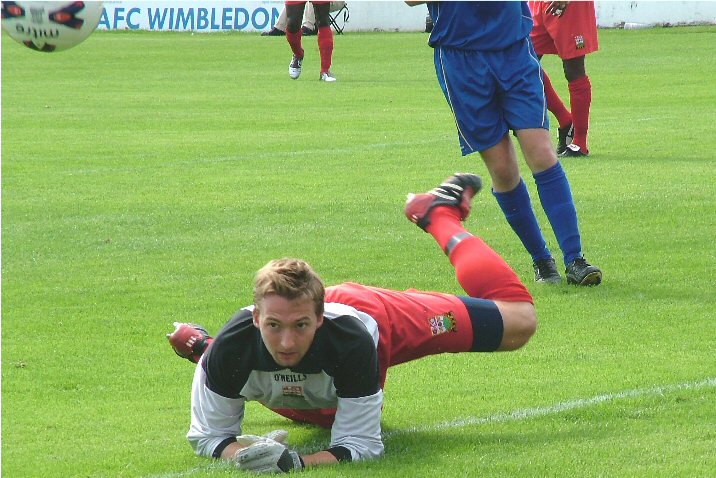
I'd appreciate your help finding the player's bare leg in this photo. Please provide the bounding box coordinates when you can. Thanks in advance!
[516,128,602,286]
[480,134,561,283]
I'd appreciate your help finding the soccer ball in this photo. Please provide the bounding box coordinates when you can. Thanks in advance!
[1,1,103,52]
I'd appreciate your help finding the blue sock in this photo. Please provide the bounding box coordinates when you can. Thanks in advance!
[493,178,551,262]
[533,162,582,265]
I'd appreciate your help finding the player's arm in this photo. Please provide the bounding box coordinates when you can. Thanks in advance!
[326,390,385,461]
[186,363,247,458]
[323,318,385,462]
[188,363,300,469]
[233,390,384,470]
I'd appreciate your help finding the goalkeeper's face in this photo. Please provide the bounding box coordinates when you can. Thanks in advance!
[253,294,324,368]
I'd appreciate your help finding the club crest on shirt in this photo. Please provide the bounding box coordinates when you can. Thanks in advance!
[428,312,457,335]
[575,35,585,49]
[282,385,305,397]
[273,373,307,397]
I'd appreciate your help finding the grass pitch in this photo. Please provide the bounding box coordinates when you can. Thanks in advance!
[2,26,716,477]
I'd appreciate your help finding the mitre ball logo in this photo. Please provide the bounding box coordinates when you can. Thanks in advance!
[1,1,104,52]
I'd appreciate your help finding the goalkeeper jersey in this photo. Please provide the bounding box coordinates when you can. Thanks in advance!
[188,296,385,462]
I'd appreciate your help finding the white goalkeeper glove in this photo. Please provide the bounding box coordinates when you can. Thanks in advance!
[235,440,304,474]
[235,429,289,448]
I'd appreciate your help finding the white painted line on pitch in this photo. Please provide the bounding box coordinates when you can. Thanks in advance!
[62,137,451,176]
[144,377,715,478]
[385,376,716,438]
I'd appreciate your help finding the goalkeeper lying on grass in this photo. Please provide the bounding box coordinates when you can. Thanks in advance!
[168,173,537,473]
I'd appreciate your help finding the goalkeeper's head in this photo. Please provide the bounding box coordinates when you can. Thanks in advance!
[251,259,326,367]
[253,258,325,316]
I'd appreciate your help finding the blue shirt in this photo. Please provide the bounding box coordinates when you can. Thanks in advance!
[427,1,534,51]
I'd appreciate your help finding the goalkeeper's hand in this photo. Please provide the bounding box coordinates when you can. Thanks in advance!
[235,439,304,474]
[235,429,289,448]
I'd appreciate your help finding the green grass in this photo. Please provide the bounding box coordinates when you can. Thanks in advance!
[3,26,716,477]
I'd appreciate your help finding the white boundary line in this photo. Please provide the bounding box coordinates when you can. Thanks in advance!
[146,377,716,478]
[385,377,716,438]
[62,137,450,176]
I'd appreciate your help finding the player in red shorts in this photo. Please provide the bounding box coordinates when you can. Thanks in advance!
[529,1,599,157]
[285,1,336,81]
[168,173,537,472]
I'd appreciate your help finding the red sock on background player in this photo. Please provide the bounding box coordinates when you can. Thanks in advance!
[286,29,304,59]
[542,70,572,128]
[317,25,333,74]
[568,75,592,153]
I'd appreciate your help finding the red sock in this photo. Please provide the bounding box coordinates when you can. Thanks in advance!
[424,206,464,250]
[543,70,572,128]
[317,26,333,73]
[426,208,533,303]
[285,29,304,59]
[568,75,592,153]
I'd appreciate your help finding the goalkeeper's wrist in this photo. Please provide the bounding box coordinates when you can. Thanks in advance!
[279,449,304,472]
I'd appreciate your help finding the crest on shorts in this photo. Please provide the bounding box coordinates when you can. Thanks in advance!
[575,35,586,49]
[429,312,457,335]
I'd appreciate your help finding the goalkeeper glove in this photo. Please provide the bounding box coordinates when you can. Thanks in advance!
[235,440,304,474]
[235,429,289,448]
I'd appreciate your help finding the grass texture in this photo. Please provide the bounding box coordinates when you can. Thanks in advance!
[2,26,716,477]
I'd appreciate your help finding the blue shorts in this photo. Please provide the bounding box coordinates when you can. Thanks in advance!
[434,38,549,154]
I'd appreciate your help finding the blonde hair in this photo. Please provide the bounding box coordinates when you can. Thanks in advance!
[253,258,325,315]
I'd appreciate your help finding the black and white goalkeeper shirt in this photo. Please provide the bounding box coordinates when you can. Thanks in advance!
[187,302,384,462]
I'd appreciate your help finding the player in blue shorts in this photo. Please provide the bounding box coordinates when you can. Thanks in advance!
[407,1,601,286]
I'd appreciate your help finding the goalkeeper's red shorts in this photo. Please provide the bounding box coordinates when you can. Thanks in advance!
[268,281,529,428]
[269,407,337,429]
[529,0,599,59]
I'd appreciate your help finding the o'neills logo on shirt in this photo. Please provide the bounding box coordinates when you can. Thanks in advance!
[429,312,457,336]
[273,373,307,383]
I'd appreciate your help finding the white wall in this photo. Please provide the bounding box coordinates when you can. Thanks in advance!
[344,1,427,32]
[345,1,716,31]
[96,1,716,33]
[596,1,716,27]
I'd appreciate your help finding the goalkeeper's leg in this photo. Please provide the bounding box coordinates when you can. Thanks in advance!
[416,202,537,352]
[422,203,533,303]
[427,207,537,351]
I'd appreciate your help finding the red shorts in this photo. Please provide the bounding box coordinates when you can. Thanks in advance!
[269,407,337,429]
[327,283,478,372]
[529,1,598,59]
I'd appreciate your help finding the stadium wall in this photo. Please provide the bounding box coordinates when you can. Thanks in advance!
[96,1,716,33]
